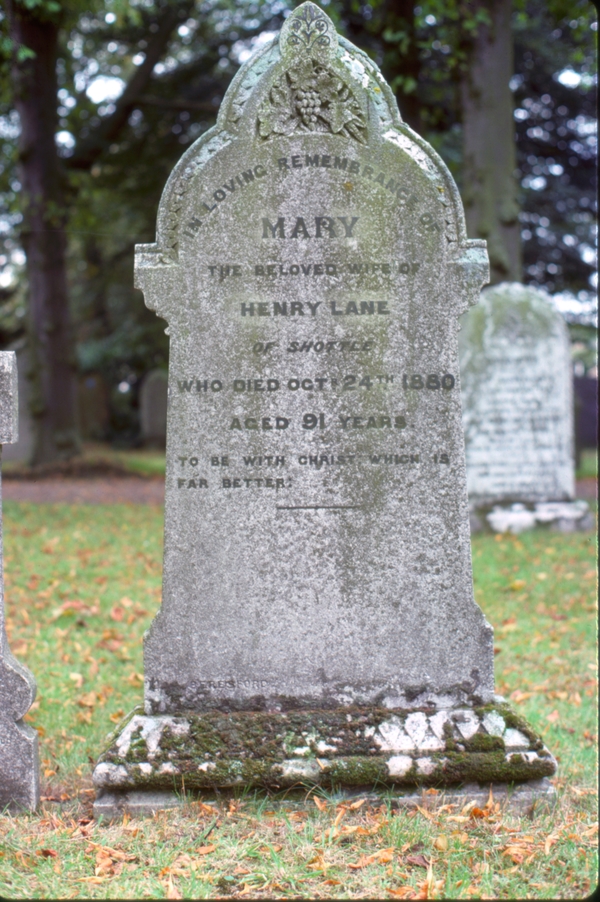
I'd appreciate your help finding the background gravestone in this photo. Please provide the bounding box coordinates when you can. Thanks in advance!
[1,345,34,464]
[0,351,39,811]
[459,282,592,533]
[94,4,556,816]
[139,369,168,447]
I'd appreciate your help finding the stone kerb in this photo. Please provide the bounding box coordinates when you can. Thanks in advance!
[0,351,39,812]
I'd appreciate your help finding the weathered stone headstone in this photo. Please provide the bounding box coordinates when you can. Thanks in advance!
[459,282,592,533]
[0,351,39,811]
[139,369,168,446]
[2,345,34,463]
[94,4,556,816]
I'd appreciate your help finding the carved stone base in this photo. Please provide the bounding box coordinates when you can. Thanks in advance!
[470,500,593,534]
[94,778,556,821]
[93,702,556,818]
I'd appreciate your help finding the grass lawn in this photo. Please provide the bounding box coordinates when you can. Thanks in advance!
[0,499,597,899]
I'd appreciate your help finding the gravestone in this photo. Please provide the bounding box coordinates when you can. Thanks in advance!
[93,4,556,816]
[0,351,39,811]
[139,369,168,446]
[459,282,592,533]
[2,345,34,463]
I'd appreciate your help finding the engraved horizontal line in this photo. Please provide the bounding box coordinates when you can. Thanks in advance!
[276,504,363,510]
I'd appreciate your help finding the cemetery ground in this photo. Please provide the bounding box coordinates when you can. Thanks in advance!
[0,463,596,899]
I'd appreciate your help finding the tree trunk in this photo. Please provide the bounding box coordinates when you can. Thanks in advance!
[460,0,522,284]
[6,1,80,464]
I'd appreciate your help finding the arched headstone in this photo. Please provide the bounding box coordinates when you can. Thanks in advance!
[93,4,556,816]
[460,282,592,532]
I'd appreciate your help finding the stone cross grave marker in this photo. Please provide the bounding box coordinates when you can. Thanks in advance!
[0,351,39,811]
[94,3,556,816]
[459,282,592,533]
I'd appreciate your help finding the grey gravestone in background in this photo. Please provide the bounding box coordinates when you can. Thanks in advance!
[2,345,34,463]
[0,351,39,811]
[140,369,168,446]
[94,4,556,814]
[459,282,591,533]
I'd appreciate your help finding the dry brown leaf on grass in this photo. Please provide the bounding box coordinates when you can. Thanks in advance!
[544,834,560,854]
[470,806,488,819]
[164,874,182,899]
[312,795,328,812]
[388,887,418,898]
[415,804,436,821]
[406,854,430,869]
[502,844,535,865]
[195,843,216,855]
[348,847,394,869]
[422,867,445,899]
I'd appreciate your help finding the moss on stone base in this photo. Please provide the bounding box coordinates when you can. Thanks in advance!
[94,703,556,793]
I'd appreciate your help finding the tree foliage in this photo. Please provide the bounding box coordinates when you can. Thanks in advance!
[0,0,596,446]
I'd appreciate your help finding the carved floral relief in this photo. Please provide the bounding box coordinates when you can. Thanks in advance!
[257,58,367,143]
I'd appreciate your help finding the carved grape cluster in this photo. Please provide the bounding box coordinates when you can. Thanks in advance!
[257,59,367,143]
[295,88,321,127]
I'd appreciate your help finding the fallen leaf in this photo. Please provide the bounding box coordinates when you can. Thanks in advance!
[470,807,487,819]
[388,888,417,899]
[69,672,84,688]
[312,795,328,812]
[110,605,125,622]
[38,849,58,858]
[510,689,535,706]
[349,847,394,869]
[321,879,342,886]
[433,835,448,851]
[510,579,526,591]
[165,874,182,899]
[77,691,97,708]
[406,854,430,869]
[547,710,560,723]
[502,844,531,864]
[195,844,216,855]
[415,804,435,821]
